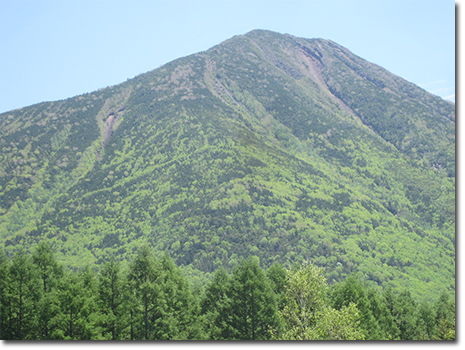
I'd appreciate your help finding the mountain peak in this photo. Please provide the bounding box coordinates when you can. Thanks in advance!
[0,31,455,300]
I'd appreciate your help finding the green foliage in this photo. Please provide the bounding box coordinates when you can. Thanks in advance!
[0,29,455,305]
[31,241,63,339]
[0,244,456,340]
[278,262,364,340]
[126,246,203,340]
[7,249,40,339]
[98,257,129,340]
[266,261,287,309]
[127,245,158,340]
[312,303,364,340]
[278,262,328,339]
[150,253,203,340]
[222,256,279,340]
[432,291,455,340]
[200,267,231,339]
[56,267,103,340]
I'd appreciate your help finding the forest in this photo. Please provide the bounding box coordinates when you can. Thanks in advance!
[0,34,455,302]
[0,241,455,340]
[0,30,455,341]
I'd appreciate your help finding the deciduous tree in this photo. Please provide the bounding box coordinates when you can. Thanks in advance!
[279,262,363,340]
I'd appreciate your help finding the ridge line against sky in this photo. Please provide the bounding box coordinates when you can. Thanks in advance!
[0,0,456,114]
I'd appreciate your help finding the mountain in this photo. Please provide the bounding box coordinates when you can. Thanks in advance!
[0,30,455,300]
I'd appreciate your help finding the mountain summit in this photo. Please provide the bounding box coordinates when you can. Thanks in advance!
[0,30,455,299]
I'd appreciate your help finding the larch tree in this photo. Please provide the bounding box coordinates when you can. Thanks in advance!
[98,257,129,340]
[32,241,63,339]
[128,244,158,340]
[223,256,279,340]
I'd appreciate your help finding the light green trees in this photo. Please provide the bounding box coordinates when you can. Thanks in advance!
[279,262,364,340]
[311,302,364,340]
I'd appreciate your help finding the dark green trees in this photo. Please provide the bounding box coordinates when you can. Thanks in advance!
[6,249,40,339]
[432,291,455,340]
[392,290,418,340]
[128,245,157,340]
[150,253,202,340]
[0,249,12,339]
[32,241,63,339]
[225,256,279,340]
[98,257,128,340]
[416,300,436,340]
[0,243,456,340]
[328,275,456,340]
[56,267,102,340]
[201,267,231,339]
[329,274,386,339]
[200,256,280,340]
[128,246,201,340]
[266,261,287,309]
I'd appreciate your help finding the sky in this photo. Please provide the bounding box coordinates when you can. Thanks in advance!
[0,0,456,114]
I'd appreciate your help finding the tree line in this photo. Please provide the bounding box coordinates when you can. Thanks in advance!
[0,241,455,340]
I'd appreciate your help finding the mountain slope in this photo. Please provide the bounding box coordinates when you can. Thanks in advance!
[0,30,455,300]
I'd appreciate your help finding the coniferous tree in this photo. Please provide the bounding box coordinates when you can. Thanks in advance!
[32,241,62,293]
[76,266,103,339]
[329,275,380,339]
[53,271,77,339]
[0,249,12,339]
[0,244,455,340]
[31,241,63,339]
[200,267,232,339]
[56,266,103,340]
[98,257,129,340]
[223,256,279,340]
[381,286,401,339]
[266,262,287,310]
[415,300,436,340]
[392,290,417,340]
[433,291,455,340]
[365,287,396,340]
[150,253,202,339]
[8,249,40,339]
[128,245,158,340]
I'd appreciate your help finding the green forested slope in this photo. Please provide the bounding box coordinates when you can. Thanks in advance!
[0,30,455,301]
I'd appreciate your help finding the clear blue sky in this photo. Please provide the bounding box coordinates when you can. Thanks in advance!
[0,0,456,113]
